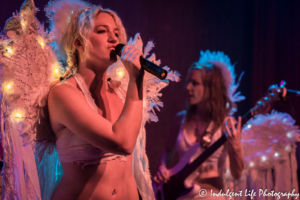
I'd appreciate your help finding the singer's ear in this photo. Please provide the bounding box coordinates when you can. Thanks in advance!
[74,39,84,52]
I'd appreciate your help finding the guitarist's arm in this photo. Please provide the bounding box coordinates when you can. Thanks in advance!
[154,111,184,184]
[224,116,244,179]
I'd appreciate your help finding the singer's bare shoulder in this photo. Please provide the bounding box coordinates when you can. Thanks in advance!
[48,77,88,129]
[49,77,79,97]
[48,78,84,107]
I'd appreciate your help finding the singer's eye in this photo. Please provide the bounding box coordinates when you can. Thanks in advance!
[97,30,106,34]
[114,33,119,37]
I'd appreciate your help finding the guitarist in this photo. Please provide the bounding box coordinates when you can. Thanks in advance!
[154,50,244,200]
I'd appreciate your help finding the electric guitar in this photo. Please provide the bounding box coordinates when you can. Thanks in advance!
[157,84,291,200]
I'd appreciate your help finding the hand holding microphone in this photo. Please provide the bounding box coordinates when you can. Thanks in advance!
[113,44,168,80]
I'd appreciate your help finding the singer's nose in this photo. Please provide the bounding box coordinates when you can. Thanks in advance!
[108,31,118,44]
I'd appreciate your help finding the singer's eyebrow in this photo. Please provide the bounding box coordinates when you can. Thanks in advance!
[94,25,119,32]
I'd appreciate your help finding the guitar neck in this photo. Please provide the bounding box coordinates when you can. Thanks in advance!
[179,110,253,180]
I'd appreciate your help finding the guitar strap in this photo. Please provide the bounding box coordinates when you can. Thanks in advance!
[177,115,226,170]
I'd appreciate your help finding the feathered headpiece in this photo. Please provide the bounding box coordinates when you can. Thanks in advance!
[198,50,245,104]
[45,0,92,60]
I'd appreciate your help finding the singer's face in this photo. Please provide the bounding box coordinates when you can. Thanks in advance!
[186,69,206,105]
[85,12,119,67]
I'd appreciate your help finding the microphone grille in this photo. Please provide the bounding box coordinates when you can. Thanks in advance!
[114,44,125,56]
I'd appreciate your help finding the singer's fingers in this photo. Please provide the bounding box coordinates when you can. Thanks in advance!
[131,52,143,69]
[126,48,138,62]
[131,51,142,62]
[120,45,133,57]
[122,47,135,61]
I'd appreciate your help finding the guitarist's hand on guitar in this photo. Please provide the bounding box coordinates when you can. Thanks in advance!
[224,116,242,150]
[153,164,170,187]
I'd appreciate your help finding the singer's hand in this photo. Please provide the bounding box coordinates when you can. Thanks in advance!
[120,45,144,80]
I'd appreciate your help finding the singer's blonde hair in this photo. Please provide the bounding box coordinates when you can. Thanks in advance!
[46,0,127,79]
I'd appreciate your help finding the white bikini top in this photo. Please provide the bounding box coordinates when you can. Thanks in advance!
[175,111,225,173]
[55,73,127,165]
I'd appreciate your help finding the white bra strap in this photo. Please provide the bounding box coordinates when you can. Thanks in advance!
[63,81,75,87]
[73,73,98,113]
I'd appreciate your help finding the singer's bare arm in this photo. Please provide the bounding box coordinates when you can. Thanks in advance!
[48,46,144,155]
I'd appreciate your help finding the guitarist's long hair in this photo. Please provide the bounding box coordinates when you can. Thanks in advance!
[185,62,235,134]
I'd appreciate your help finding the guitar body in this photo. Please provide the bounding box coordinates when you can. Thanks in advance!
[156,143,200,200]
[162,169,201,200]
[162,174,192,200]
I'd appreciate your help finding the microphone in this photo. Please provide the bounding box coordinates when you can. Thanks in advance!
[113,44,168,80]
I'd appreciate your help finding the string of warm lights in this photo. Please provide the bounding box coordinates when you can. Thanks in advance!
[1,37,61,123]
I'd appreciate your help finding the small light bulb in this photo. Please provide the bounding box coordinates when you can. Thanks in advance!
[249,162,254,167]
[15,113,22,118]
[286,132,292,138]
[11,109,25,122]
[7,48,13,54]
[274,152,279,157]
[3,81,14,93]
[52,63,62,78]
[247,124,251,129]
[261,156,267,161]
[39,40,45,48]
[116,68,125,78]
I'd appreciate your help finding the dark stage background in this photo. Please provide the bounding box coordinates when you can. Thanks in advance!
[1,0,300,180]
